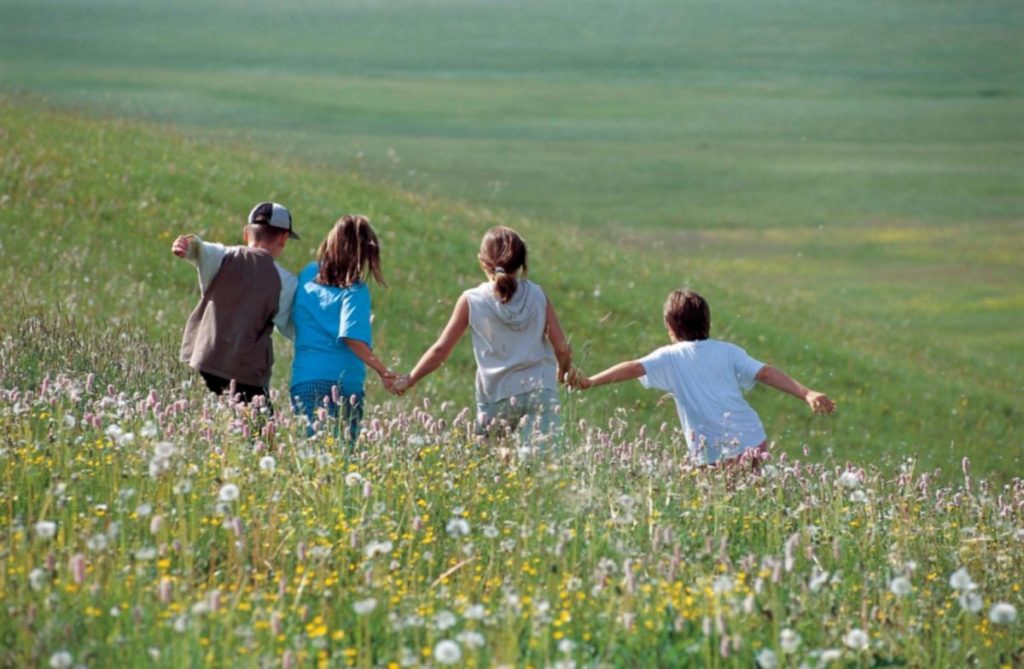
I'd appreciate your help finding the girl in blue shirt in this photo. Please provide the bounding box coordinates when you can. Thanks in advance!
[290,215,397,444]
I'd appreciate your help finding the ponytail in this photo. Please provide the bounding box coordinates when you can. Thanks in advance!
[493,269,518,304]
[478,227,528,304]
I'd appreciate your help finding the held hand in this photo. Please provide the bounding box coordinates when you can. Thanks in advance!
[171,235,191,258]
[380,370,412,396]
[805,391,835,415]
[563,368,591,390]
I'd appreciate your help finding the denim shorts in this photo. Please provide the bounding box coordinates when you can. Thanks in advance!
[290,380,364,447]
[475,387,561,451]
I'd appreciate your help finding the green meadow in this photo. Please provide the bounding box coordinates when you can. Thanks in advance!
[1,0,1022,476]
[1,2,1024,666]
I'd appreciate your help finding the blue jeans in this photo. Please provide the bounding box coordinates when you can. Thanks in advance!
[476,387,561,451]
[290,381,364,447]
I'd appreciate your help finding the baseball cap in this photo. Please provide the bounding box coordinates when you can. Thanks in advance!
[248,202,300,240]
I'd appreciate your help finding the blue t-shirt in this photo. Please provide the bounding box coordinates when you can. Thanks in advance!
[290,262,373,391]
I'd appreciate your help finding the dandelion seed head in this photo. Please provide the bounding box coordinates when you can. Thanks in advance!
[218,483,240,503]
[843,628,869,650]
[989,602,1017,624]
[433,640,461,665]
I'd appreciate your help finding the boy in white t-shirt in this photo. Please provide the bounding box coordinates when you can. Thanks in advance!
[573,289,834,465]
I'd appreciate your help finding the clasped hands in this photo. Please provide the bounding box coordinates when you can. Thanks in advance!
[380,370,413,396]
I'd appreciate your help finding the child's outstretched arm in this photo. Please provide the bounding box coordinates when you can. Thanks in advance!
[755,365,835,414]
[577,360,646,390]
[171,234,227,292]
[404,295,470,391]
[544,298,575,383]
[342,339,402,393]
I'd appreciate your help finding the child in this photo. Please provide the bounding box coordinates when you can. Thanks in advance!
[574,289,834,465]
[172,202,299,403]
[399,226,574,450]
[289,214,399,443]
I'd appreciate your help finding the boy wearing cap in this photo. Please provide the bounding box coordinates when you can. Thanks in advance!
[172,202,299,402]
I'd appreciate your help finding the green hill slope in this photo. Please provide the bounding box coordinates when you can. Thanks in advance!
[0,97,1020,476]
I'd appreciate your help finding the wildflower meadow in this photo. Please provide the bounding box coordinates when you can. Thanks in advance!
[1,373,1021,667]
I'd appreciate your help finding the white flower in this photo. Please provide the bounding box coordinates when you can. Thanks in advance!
[105,424,123,440]
[87,534,109,552]
[959,591,983,613]
[464,604,486,620]
[117,432,135,447]
[433,640,462,665]
[989,602,1017,624]
[755,648,778,669]
[456,630,485,649]
[135,546,158,561]
[259,455,276,471]
[218,483,240,503]
[141,421,159,438]
[446,518,471,537]
[48,651,73,669]
[154,442,175,459]
[63,414,76,428]
[712,575,733,594]
[136,503,152,517]
[29,568,48,591]
[809,568,830,593]
[843,628,869,650]
[820,649,842,663]
[173,615,188,633]
[34,520,57,540]
[434,610,458,630]
[353,598,377,616]
[344,472,363,487]
[557,638,576,654]
[483,525,499,539]
[949,567,976,591]
[838,471,860,489]
[780,628,800,653]
[849,490,867,504]
[889,576,912,597]
[364,540,393,559]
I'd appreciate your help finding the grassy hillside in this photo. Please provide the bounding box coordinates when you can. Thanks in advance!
[1,0,1021,229]
[0,97,1020,478]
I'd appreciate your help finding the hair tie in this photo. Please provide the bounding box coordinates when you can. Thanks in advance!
[494,267,506,275]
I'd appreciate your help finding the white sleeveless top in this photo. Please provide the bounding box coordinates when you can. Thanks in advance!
[463,279,558,403]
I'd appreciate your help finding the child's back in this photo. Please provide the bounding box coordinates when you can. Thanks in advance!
[173,201,298,401]
[181,245,283,389]
[463,278,556,403]
[639,338,766,464]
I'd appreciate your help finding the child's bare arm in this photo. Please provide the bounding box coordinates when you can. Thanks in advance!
[579,360,646,390]
[544,298,575,382]
[406,295,470,389]
[755,365,835,414]
[343,339,397,381]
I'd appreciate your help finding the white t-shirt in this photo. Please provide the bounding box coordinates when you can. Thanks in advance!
[639,339,766,464]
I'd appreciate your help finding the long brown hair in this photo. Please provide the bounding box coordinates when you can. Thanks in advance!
[317,215,386,288]
[478,226,528,303]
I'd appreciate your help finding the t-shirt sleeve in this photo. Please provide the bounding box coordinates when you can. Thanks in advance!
[338,284,373,347]
[638,347,675,392]
[732,344,765,392]
[274,265,298,341]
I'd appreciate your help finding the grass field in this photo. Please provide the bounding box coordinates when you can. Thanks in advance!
[1,1,1023,665]
[2,0,1022,229]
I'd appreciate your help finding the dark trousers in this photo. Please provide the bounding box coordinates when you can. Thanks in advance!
[200,371,267,404]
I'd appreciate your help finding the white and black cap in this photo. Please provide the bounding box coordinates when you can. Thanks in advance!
[248,202,299,240]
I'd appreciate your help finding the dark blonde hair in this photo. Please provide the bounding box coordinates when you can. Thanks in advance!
[244,223,289,245]
[478,226,528,304]
[664,289,711,341]
[317,215,386,288]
